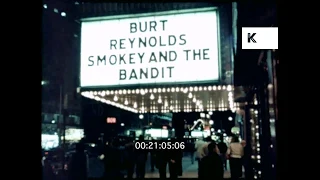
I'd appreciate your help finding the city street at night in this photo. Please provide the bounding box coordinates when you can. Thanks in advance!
[42,1,278,179]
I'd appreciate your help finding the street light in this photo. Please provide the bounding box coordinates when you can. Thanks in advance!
[41,80,49,85]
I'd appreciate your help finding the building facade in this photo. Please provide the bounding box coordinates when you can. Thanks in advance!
[42,0,82,140]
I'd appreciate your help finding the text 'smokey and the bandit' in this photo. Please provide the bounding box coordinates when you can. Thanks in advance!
[241,27,278,50]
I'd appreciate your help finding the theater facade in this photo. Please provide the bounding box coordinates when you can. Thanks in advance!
[78,3,237,114]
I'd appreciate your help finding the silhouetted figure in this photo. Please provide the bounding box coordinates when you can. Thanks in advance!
[227,136,244,180]
[43,158,55,180]
[195,137,206,176]
[156,148,169,178]
[168,148,181,178]
[150,139,156,172]
[174,138,184,176]
[186,140,196,164]
[135,135,148,178]
[68,142,89,180]
[199,142,224,180]
[103,139,123,178]
[124,138,135,178]
[217,136,228,170]
[195,136,219,176]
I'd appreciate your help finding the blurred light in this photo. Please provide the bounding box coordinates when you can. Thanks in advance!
[139,114,144,119]
[99,154,104,160]
[41,80,49,85]
[120,123,124,126]
[188,92,192,98]
[228,116,233,121]
[150,94,155,100]
[61,12,66,17]
[223,133,227,136]
[209,120,214,125]
[208,111,213,115]
[54,8,59,13]
[217,129,221,133]
[51,120,55,123]
[75,1,79,5]
[43,4,47,9]
[90,144,95,147]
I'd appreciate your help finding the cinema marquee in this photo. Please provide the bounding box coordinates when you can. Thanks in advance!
[79,7,239,113]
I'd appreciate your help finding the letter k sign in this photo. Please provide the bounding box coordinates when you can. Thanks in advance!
[247,33,256,43]
[241,27,278,49]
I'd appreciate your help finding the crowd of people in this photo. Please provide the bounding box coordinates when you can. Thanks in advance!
[193,135,245,179]
[42,134,245,179]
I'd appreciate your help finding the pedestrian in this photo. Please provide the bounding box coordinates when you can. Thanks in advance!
[227,135,244,179]
[103,139,123,178]
[199,142,224,179]
[135,135,148,178]
[124,138,135,178]
[156,147,169,178]
[68,142,89,180]
[217,136,228,170]
[150,138,157,172]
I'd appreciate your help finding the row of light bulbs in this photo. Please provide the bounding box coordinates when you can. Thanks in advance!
[112,93,235,113]
[82,91,238,113]
[89,85,233,97]
[250,107,262,179]
[251,108,276,178]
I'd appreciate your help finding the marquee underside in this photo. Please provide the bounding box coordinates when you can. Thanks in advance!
[81,85,239,114]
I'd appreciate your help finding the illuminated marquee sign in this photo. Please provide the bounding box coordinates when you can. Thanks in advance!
[80,8,220,87]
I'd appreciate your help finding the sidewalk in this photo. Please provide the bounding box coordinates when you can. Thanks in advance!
[179,162,232,178]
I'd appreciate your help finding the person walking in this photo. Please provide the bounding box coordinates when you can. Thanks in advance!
[199,142,224,179]
[68,142,89,180]
[217,136,228,170]
[227,136,244,180]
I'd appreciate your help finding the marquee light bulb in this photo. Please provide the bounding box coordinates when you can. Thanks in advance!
[113,95,118,101]
[150,94,155,100]
[158,96,162,103]
[164,101,168,107]
[124,99,128,105]
[192,97,196,102]
[133,102,137,108]
[188,92,192,98]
